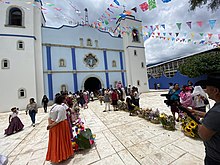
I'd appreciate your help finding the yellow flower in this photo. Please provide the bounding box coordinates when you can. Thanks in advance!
[189,120,197,129]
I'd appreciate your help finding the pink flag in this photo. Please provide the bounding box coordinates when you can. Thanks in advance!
[218,34,220,40]
[197,21,203,27]
[139,2,149,12]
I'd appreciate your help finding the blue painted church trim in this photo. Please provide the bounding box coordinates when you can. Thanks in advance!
[46,46,53,100]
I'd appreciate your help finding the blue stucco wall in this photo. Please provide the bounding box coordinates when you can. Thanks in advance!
[149,71,207,89]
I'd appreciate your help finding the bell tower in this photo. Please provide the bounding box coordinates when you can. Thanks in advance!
[116,15,149,92]
[0,0,45,111]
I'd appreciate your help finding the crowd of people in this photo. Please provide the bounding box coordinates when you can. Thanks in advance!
[165,81,210,122]
[98,82,140,116]
[165,75,220,164]
[3,74,220,164]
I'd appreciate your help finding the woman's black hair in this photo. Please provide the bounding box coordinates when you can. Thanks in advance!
[30,98,35,102]
[55,95,65,104]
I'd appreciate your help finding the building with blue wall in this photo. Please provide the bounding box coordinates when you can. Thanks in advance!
[147,48,219,89]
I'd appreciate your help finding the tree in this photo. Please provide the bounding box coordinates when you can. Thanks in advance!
[189,0,220,11]
[178,51,220,78]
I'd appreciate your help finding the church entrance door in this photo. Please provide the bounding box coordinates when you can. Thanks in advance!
[84,77,101,92]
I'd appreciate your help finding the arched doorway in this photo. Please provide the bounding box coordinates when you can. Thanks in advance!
[84,77,101,92]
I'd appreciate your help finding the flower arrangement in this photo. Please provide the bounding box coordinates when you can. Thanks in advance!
[149,109,160,124]
[181,116,199,138]
[159,113,175,131]
[117,100,128,111]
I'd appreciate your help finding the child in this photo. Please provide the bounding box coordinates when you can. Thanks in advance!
[5,107,24,136]
[126,96,135,116]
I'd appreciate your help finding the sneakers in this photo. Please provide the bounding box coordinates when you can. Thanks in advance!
[33,124,35,127]
[103,110,107,112]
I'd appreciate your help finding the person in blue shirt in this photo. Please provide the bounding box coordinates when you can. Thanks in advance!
[169,83,181,122]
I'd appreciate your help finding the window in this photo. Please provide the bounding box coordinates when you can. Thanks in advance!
[87,39,92,46]
[1,59,10,69]
[141,62,145,68]
[132,29,139,42]
[137,80,140,86]
[9,7,22,26]
[134,50,137,56]
[59,59,65,67]
[61,84,67,92]
[79,38,83,46]
[112,60,117,67]
[95,40,98,47]
[17,40,24,50]
[18,88,26,98]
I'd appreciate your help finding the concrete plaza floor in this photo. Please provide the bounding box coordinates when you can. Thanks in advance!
[0,91,213,165]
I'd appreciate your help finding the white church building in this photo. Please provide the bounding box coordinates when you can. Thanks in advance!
[0,0,149,112]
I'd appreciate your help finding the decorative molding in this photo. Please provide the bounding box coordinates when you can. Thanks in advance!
[83,53,98,68]
[42,43,124,52]
[43,70,126,74]
[126,46,145,49]
[0,34,36,40]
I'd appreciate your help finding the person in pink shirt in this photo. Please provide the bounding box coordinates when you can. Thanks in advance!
[179,85,194,108]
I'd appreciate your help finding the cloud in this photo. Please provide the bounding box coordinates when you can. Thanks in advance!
[42,0,220,64]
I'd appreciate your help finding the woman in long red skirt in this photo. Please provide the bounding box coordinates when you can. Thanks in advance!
[46,95,74,163]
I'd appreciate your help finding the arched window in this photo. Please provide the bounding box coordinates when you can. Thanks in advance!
[137,80,140,86]
[59,59,65,67]
[61,84,67,92]
[132,29,139,42]
[134,50,137,56]
[112,60,117,67]
[1,59,10,69]
[87,39,92,46]
[9,7,22,26]
[18,88,26,98]
[79,38,83,46]
[17,40,24,50]
[95,40,98,47]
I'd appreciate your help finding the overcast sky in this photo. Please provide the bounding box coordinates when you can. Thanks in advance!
[41,0,220,65]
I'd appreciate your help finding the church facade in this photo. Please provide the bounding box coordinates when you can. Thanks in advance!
[0,0,149,112]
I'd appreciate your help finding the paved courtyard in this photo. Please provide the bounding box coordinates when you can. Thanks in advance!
[0,91,214,165]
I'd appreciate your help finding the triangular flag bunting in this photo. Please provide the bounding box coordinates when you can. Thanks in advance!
[169,33,172,36]
[163,32,166,36]
[176,23,182,30]
[107,8,114,14]
[175,33,179,37]
[218,34,220,40]
[161,24,165,30]
[191,33,195,38]
[114,0,120,6]
[208,33,213,39]
[199,33,204,37]
[186,21,192,29]
[197,21,203,27]
[209,20,216,29]
[162,0,171,3]
[156,25,159,30]
[139,2,149,12]
[148,0,157,10]
[131,7,137,13]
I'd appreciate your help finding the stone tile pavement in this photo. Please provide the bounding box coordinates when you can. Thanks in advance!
[1,91,214,165]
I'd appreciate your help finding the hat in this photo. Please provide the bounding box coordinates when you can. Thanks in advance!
[196,72,220,89]
[206,72,220,88]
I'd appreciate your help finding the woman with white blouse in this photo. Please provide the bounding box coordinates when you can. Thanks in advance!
[46,95,74,163]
